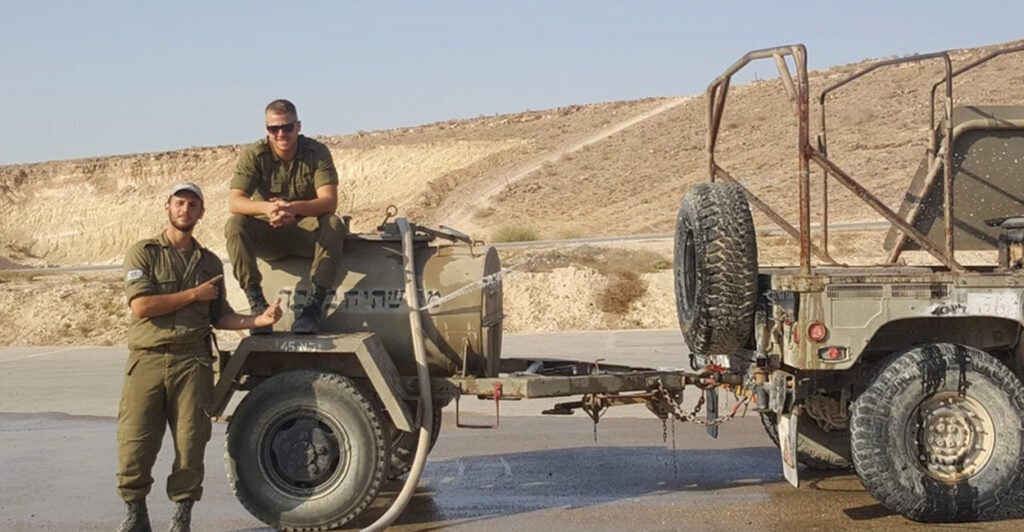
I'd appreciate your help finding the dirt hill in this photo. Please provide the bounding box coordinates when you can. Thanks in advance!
[3,40,1024,346]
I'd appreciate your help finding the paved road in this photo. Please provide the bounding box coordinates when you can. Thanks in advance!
[0,221,892,276]
[2,330,1022,531]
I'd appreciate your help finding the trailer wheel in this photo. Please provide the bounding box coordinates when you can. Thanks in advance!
[674,182,758,355]
[760,411,851,470]
[851,343,1024,522]
[226,370,389,531]
[387,399,443,479]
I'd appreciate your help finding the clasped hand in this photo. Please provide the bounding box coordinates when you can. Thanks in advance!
[266,198,297,228]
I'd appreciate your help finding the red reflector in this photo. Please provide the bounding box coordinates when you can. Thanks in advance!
[818,346,847,361]
[808,321,827,342]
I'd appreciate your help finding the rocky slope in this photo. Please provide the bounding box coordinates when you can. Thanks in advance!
[3,40,1023,345]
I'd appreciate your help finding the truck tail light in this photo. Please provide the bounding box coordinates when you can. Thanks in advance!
[818,346,848,361]
[807,321,828,342]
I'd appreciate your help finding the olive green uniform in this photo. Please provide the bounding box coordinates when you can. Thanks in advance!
[225,135,346,292]
[117,233,231,502]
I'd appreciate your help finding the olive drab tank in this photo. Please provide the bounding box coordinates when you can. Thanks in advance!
[256,222,503,378]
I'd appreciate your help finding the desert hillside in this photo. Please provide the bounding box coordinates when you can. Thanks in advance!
[3,40,1024,346]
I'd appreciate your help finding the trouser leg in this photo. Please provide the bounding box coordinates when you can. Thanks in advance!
[116,352,167,502]
[291,216,344,334]
[225,213,344,298]
[227,214,340,288]
[165,354,214,502]
[309,214,346,290]
[224,214,266,290]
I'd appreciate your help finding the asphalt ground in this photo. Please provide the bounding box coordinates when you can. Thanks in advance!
[2,330,1022,531]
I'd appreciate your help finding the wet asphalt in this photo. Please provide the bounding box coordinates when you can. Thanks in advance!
[2,331,1022,531]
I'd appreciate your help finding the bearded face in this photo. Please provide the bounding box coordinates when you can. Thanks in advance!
[165,192,204,233]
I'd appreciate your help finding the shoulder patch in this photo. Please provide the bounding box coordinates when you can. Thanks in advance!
[126,269,144,282]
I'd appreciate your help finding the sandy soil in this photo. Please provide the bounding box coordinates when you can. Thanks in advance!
[2,39,1022,346]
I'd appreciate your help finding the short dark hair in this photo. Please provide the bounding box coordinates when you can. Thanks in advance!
[265,99,297,119]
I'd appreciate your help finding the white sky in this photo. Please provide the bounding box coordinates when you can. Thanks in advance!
[1,0,1022,164]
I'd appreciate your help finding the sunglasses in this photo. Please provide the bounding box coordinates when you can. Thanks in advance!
[266,122,297,134]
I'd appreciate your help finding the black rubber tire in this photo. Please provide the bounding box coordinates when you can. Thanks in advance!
[226,371,389,531]
[387,399,443,480]
[851,343,1024,522]
[673,182,758,355]
[760,410,852,470]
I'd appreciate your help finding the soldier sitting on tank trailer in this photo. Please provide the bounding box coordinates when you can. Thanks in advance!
[225,98,347,334]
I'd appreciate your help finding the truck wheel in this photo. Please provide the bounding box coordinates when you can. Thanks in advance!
[226,370,389,531]
[674,182,758,355]
[387,399,443,479]
[760,411,851,470]
[851,343,1024,522]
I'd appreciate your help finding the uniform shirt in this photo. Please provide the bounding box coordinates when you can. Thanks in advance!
[229,135,339,203]
[124,232,233,352]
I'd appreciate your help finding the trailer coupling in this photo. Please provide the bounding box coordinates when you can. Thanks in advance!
[542,376,753,426]
[444,360,749,430]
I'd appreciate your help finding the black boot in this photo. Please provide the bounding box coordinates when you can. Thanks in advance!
[168,499,193,532]
[292,286,328,334]
[115,499,151,532]
[244,286,272,335]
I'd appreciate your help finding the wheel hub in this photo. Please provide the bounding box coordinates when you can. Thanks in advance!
[266,413,345,492]
[909,392,994,482]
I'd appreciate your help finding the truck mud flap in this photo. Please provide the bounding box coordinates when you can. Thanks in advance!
[778,412,799,487]
[705,388,719,438]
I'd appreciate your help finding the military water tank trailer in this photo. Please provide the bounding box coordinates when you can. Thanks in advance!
[208,213,740,530]
[211,42,1024,529]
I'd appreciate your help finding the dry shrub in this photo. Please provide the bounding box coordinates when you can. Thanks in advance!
[492,225,540,243]
[597,270,647,314]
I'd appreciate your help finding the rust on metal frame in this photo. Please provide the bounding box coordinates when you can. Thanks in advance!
[807,151,962,270]
[818,51,956,269]
[701,42,1024,273]
[886,43,1024,262]
[706,44,824,274]
[713,168,834,264]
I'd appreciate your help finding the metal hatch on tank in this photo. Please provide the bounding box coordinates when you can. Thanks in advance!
[256,218,503,378]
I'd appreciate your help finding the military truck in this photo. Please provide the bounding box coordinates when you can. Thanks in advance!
[208,43,1024,530]
[675,43,1024,522]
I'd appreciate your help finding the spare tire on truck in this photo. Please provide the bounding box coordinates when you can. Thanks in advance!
[674,182,758,356]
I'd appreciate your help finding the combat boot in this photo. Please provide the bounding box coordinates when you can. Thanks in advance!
[115,499,151,532]
[244,286,272,335]
[292,285,328,334]
[168,499,193,532]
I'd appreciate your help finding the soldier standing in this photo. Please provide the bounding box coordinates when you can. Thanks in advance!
[116,182,282,532]
[224,98,346,334]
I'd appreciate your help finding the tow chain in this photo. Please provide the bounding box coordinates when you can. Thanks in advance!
[653,378,751,427]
